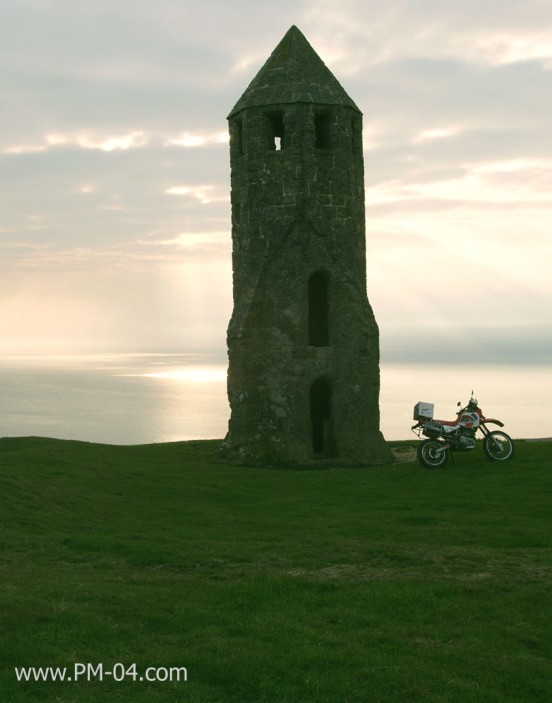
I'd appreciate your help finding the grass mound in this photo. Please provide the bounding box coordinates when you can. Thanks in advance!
[0,437,550,702]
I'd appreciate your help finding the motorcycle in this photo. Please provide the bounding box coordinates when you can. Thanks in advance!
[411,393,514,468]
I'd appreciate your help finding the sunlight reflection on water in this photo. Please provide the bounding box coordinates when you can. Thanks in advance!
[117,367,227,383]
[0,354,550,444]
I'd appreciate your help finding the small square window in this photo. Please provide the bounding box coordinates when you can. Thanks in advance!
[266,111,285,151]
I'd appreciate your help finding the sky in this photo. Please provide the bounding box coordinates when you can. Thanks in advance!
[1,0,551,363]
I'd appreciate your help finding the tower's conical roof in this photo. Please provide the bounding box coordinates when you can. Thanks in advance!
[228,26,360,118]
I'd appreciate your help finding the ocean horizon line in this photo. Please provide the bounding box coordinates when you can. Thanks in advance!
[0,351,550,367]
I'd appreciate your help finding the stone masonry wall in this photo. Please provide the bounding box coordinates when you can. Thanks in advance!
[222,99,389,464]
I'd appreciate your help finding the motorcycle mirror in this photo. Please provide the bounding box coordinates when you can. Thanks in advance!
[457,401,461,406]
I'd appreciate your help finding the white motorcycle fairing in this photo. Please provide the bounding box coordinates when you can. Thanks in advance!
[441,412,481,434]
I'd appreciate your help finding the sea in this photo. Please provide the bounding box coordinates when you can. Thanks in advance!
[0,353,550,444]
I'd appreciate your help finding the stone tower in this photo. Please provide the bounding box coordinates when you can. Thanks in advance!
[222,26,389,465]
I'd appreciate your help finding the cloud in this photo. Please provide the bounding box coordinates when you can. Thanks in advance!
[301,0,552,72]
[2,129,230,155]
[2,130,148,154]
[412,126,461,144]
[474,32,552,66]
[1,0,551,358]
[397,159,552,205]
[166,131,229,147]
[165,185,229,205]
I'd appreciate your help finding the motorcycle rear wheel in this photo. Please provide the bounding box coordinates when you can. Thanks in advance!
[483,431,514,461]
[417,440,449,468]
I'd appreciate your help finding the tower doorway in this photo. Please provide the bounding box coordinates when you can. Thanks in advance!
[310,377,334,456]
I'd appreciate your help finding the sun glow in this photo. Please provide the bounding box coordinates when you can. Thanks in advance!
[141,367,227,383]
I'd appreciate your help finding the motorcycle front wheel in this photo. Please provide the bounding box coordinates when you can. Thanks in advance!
[483,431,514,461]
[417,440,449,468]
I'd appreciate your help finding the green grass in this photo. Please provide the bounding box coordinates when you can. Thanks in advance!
[0,437,550,702]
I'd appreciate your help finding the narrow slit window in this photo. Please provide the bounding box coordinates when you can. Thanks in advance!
[236,119,244,156]
[266,111,285,151]
[230,118,244,157]
[315,111,332,149]
[351,115,361,155]
[308,271,329,346]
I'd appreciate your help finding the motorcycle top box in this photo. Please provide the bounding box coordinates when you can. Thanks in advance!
[413,402,434,421]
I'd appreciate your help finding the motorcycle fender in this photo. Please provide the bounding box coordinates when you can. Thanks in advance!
[481,418,504,428]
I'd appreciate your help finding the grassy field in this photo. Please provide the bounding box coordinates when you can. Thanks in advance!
[0,436,550,702]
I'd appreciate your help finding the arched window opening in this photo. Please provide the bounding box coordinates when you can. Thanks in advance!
[266,111,285,151]
[310,377,334,456]
[308,271,329,347]
[315,111,333,149]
